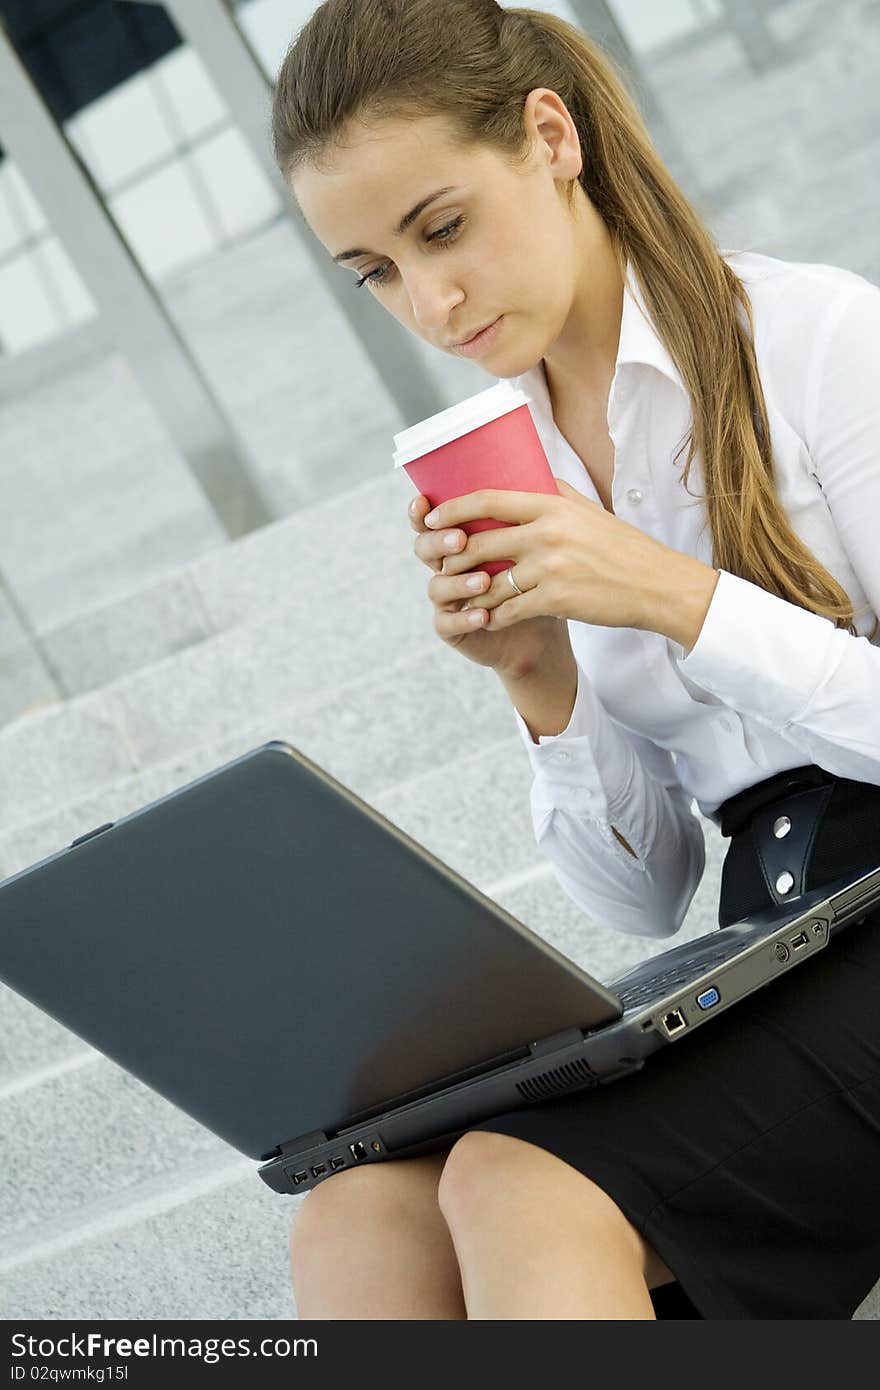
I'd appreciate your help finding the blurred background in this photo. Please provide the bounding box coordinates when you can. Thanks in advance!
[0,0,878,1320]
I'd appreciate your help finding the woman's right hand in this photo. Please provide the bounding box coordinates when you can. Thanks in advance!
[408,494,571,678]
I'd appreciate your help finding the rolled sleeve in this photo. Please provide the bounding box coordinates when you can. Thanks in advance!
[510,667,706,938]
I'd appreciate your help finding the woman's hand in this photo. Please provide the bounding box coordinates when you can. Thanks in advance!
[424,478,720,649]
[409,493,573,678]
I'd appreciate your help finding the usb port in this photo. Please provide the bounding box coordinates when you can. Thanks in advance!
[292,1170,309,1185]
[696,986,720,1010]
[330,1156,346,1170]
[791,931,809,951]
[311,1164,326,1177]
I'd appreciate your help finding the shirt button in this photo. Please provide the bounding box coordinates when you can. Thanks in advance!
[719,716,734,732]
[626,488,643,505]
[553,751,573,764]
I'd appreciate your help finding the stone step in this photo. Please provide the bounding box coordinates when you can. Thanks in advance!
[0,1160,301,1322]
[0,613,521,863]
[0,656,522,884]
[33,466,416,702]
[0,535,450,839]
[0,627,59,732]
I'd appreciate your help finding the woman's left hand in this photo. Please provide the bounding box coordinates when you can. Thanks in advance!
[425,478,719,645]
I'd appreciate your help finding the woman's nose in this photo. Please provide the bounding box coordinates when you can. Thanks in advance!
[405,269,463,335]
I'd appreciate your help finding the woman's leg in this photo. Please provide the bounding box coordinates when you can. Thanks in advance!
[437,1131,675,1320]
[289,1147,466,1319]
[291,1133,676,1320]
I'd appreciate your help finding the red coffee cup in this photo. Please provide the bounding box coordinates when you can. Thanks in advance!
[392,380,557,575]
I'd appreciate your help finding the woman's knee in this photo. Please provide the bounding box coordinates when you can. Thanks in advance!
[437,1130,644,1255]
[437,1130,536,1222]
[289,1152,447,1271]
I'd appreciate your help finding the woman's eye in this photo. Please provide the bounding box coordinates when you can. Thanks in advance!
[354,265,391,290]
[354,215,466,290]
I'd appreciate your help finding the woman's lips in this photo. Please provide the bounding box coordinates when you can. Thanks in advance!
[451,316,504,358]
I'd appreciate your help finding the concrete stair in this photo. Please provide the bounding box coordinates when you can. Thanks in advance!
[1,0,878,1322]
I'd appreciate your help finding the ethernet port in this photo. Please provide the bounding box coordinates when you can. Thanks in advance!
[662,1008,687,1036]
[349,1141,367,1162]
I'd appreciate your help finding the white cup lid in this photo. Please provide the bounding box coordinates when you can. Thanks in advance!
[392,379,531,467]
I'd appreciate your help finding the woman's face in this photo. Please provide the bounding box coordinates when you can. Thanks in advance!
[291,89,614,380]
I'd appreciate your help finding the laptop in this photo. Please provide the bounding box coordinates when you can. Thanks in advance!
[0,740,877,1197]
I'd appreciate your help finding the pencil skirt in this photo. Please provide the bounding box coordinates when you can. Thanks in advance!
[466,765,880,1319]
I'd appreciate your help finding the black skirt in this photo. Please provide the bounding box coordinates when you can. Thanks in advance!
[467,765,880,1319]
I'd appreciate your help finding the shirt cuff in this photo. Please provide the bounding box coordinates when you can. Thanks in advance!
[673,569,837,727]
[511,668,628,821]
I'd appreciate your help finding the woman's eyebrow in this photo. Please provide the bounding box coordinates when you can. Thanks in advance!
[332,187,460,262]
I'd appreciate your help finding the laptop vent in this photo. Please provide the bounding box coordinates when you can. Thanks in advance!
[516,1058,597,1102]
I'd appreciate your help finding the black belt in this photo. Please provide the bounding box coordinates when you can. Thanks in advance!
[717,764,839,914]
[718,764,837,837]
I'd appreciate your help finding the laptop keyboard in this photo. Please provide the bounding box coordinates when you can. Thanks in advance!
[612,933,758,1012]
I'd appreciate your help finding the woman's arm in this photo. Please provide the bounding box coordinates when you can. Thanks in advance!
[496,653,637,858]
[667,286,880,785]
[497,656,706,940]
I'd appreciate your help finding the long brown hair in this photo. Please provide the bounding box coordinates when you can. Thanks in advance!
[272,0,861,632]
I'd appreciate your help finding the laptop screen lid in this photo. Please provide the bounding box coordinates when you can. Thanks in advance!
[0,742,621,1161]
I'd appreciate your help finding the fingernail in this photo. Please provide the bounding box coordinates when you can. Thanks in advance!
[408,499,418,518]
[443,531,461,549]
[425,509,439,526]
[466,574,485,590]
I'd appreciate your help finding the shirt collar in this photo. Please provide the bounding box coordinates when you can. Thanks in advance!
[511,260,687,404]
[616,261,687,391]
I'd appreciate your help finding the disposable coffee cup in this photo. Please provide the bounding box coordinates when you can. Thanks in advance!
[392,380,558,575]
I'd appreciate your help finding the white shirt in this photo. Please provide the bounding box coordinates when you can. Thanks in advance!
[508,250,880,939]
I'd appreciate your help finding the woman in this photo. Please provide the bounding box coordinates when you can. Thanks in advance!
[271,0,880,1319]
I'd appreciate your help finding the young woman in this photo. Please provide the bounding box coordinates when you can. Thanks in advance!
[270,0,880,1319]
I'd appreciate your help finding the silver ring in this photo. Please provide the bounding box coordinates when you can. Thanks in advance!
[507,566,524,596]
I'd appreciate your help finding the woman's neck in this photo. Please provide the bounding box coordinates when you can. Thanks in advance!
[542,214,624,416]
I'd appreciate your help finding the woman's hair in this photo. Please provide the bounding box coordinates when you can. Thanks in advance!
[272,0,861,633]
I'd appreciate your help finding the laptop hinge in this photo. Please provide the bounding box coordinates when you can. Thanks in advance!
[528,1027,585,1058]
[277,1129,328,1157]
